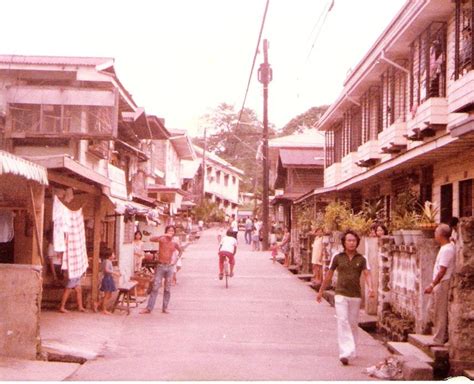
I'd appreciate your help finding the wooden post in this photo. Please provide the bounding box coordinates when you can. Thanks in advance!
[28,183,44,266]
[91,195,106,304]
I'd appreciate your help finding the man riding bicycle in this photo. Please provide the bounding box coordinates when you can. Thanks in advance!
[218,228,237,280]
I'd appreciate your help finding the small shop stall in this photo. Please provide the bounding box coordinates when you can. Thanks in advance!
[0,150,48,359]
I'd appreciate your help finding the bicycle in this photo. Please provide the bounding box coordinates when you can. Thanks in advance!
[223,257,230,288]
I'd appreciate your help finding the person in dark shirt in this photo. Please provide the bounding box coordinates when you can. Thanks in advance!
[316,230,374,366]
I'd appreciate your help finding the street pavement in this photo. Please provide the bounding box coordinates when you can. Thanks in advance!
[3,228,391,381]
[63,227,390,381]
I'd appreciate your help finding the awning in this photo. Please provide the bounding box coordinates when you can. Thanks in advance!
[23,154,109,193]
[121,108,153,140]
[271,192,302,205]
[0,151,48,185]
[169,135,196,160]
[106,195,161,223]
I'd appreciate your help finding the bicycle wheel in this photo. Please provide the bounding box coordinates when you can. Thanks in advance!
[224,260,229,288]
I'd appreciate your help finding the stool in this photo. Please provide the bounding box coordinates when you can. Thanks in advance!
[112,281,138,315]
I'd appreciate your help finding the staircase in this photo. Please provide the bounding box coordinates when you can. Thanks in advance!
[387,334,450,379]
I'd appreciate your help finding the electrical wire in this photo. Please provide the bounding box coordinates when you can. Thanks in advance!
[218,0,270,157]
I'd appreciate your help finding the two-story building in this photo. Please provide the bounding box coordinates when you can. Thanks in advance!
[193,145,244,219]
[0,55,165,307]
[312,0,473,374]
[269,130,326,271]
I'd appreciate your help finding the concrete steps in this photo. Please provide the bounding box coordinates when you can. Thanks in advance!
[464,370,474,380]
[387,341,434,364]
[296,273,313,281]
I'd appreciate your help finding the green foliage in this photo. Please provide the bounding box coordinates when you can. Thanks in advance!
[418,201,439,224]
[391,211,420,231]
[390,191,421,230]
[196,103,276,194]
[280,105,329,136]
[323,201,351,232]
[340,213,374,236]
[362,198,385,222]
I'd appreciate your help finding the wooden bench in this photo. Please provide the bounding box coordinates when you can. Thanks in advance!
[112,281,138,315]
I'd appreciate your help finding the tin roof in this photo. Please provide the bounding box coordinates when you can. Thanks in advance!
[0,54,113,67]
[279,148,325,167]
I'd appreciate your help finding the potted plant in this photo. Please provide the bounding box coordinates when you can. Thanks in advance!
[323,201,351,234]
[340,212,373,237]
[417,201,439,236]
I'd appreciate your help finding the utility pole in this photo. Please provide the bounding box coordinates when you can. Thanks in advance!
[201,126,207,202]
[258,39,272,251]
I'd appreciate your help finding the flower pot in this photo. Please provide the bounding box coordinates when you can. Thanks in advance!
[392,230,404,245]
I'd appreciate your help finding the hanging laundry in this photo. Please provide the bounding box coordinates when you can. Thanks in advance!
[52,195,69,252]
[61,208,88,279]
[0,210,14,243]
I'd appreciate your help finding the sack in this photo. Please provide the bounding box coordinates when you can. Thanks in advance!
[146,279,154,295]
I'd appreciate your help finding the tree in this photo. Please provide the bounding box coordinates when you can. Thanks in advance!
[195,103,276,194]
[279,105,329,136]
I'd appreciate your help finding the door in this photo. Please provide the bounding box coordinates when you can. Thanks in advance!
[440,183,453,224]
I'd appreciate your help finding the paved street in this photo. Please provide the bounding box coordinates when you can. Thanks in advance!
[58,228,389,381]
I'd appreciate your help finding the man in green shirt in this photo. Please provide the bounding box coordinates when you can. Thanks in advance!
[317,230,374,366]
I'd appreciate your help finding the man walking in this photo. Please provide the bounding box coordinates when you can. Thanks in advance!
[140,225,182,314]
[424,223,456,344]
[316,230,374,366]
[244,216,253,245]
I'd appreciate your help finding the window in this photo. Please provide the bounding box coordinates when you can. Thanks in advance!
[410,22,447,110]
[325,130,335,167]
[333,123,343,163]
[216,170,221,184]
[224,174,229,187]
[361,86,381,142]
[459,179,473,217]
[381,64,407,130]
[455,0,473,79]
[10,103,114,137]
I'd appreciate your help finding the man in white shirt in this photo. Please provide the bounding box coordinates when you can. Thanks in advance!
[424,223,456,344]
[218,229,238,279]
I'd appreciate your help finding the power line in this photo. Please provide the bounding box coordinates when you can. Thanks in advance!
[296,0,334,99]
[224,0,270,157]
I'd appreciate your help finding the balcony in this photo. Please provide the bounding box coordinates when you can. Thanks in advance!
[378,122,407,154]
[407,97,448,138]
[341,152,361,180]
[448,70,474,113]
[356,140,381,167]
[324,163,341,187]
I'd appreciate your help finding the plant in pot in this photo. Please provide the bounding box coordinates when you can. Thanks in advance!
[417,201,439,236]
[340,212,373,237]
[392,211,421,245]
[323,201,351,233]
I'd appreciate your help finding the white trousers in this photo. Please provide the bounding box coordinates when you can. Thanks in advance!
[334,294,361,359]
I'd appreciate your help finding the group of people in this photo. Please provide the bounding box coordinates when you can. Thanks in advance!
[313,218,458,366]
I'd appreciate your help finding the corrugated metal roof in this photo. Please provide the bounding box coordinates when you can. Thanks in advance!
[269,130,325,148]
[0,54,113,67]
[0,151,48,185]
[279,148,324,166]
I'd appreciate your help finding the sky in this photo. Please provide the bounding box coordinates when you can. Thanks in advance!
[1,0,406,136]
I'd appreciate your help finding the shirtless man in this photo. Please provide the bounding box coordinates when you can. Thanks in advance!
[140,225,182,314]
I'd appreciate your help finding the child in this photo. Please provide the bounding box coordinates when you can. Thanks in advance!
[270,242,279,263]
[95,249,120,315]
[311,228,324,284]
[251,228,260,251]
